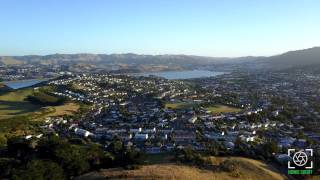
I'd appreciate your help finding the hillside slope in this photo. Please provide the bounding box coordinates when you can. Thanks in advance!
[0,54,229,66]
[2,47,320,71]
[76,157,287,180]
[257,47,320,70]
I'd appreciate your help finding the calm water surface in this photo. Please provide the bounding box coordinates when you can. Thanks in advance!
[139,70,224,79]
[3,79,47,89]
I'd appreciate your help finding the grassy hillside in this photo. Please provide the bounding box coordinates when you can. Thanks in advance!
[76,157,287,180]
[43,103,79,117]
[0,57,23,65]
[0,87,80,134]
[259,47,320,70]
[0,88,42,119]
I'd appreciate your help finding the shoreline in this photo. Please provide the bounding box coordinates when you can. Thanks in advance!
[2,78,50,89]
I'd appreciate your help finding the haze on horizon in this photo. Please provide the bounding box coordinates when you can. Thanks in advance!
[1,0,319,57]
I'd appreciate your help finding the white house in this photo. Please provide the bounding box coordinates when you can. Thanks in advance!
[74,128,93,137]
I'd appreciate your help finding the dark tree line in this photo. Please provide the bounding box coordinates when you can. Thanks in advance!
[0,135,144,179]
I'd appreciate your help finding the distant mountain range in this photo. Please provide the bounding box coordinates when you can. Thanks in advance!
[0,54,229,66]
[255,47,320,70]
[1,47,320,71]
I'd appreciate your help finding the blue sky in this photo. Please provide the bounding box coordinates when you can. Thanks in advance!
[0,0,319,56]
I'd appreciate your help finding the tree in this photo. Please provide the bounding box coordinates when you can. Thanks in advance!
[265,141,278,154]
[107,139,124,155]
[12,160,64,180]
[54,144,90,177]
[205,141,219,156]
[37,135,64,159]
[174,147,206,166]
[234,137,248,156]
[86,144,104,169]
[0,133,7,148]
[7,137,35,160]
[260,141,278,159]
[219,159,241,177]
[0,158,19,178]
[100,152,115,168]
[124,148,144,166]
[106,138,144,167]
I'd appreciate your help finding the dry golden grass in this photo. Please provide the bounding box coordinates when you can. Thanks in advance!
[0,57,23,65]
[215,157,285,180]
[76,157,287,180]
[43,103,79,117]
[306,175,320,180]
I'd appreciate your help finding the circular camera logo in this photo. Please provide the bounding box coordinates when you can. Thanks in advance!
[287,149,314,175]
[292,151,308,166]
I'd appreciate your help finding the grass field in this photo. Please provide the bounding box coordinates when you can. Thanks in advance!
[77,156,286,180]
[0,87,80,119]
[0,87,80,134]
[206,105,241,114]
[0,88,42,119]
[165,102,241,114]
[165,102,196,109]
[43,103,80,117]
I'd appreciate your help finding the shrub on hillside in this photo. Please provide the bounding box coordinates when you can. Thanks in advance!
[11,159,65,180]
[174,147,211,167]
[219,159,242,178]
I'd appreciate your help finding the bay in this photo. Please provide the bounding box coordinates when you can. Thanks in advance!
[139,70,224,80]
[3,79,47,89]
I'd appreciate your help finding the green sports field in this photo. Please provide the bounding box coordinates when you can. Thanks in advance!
[206,105,241,114]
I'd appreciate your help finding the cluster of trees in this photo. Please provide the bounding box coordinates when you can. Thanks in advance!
[204,141,228,156]
[68,84,87,95]
[26,91,66,106]
[173,146,242,177]
[174,147,211,167]
[233,138,279,161]
[0,135,144,179]
[26,86,67,106]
